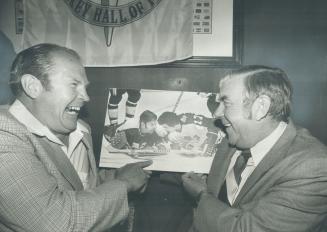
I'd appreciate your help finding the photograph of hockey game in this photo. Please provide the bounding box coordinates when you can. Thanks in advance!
[99,88,225,173]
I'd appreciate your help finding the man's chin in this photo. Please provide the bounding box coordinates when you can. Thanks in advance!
[226,133,236,146]
[227,140,236,146]
[63,121,78,133]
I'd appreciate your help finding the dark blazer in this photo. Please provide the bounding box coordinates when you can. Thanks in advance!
[192,121,327,232]
[0,108,129,232]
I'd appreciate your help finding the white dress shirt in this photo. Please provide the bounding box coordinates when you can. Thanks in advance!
[225,122,287,205]
[9,100,91,189]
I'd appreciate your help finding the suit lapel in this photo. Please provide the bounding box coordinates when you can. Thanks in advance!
[207,139,235,197]
[233,122,297,205]
[37,136,84,190]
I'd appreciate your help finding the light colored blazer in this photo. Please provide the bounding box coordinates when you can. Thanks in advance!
[0,108,129,232]
[192,121,327,232]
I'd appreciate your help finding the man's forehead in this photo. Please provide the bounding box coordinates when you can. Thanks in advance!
[50,67,88,81]
[218,75,245,98]
[50,53,88,82]
[221,73,245,84]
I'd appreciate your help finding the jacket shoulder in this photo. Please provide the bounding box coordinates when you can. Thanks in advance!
[0,108,29,134]
[292,126,327,157]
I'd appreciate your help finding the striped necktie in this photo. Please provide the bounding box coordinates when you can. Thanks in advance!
[233,149,251,185]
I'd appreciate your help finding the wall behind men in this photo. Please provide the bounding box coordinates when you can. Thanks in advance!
[85,0,327,161]
[242,0,327,147]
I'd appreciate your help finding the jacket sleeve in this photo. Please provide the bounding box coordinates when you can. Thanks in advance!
[193,157,327,232]
[0,127,129,232]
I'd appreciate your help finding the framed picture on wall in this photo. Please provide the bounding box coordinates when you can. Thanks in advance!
[168,0,243,67]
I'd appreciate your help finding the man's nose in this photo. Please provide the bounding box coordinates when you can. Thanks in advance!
[213,103,224,118]
[79,86,90,102]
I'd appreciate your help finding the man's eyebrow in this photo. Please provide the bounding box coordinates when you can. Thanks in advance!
[72,77,89,86]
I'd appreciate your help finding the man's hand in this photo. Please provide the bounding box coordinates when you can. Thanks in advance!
[182,172,208,200]
[115,160,152,193]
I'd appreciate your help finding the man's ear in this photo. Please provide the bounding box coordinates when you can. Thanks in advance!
[20,74,44,99]
[251,95,271,121]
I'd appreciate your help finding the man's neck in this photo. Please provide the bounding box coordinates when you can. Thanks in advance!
[54,132,70,147]
[244,120,281,149]
[255,120,282,145]
[19,97,71,146]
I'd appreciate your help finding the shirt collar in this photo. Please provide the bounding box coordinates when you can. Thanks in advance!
[250,121,287,166]
[9,100,88,146]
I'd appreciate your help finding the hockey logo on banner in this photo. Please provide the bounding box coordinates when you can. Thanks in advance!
[64,0,162,46]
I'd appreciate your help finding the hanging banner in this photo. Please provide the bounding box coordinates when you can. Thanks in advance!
[22,0,193,66]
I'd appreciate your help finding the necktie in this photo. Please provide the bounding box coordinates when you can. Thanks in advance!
[218,181,229,204]
[233,149,251,185]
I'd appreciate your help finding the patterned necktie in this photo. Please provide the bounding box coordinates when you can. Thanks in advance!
[233,149,251,185]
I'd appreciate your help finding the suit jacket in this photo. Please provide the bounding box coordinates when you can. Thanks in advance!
[192,121,327,232]
[0,108,129,232]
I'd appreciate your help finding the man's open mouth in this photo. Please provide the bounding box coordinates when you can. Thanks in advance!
[65,106,81,115]
[223,123,231,128]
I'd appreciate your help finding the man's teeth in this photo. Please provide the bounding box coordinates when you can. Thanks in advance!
[67,106,81,114]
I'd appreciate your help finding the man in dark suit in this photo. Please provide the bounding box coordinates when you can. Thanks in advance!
[182,65,327,232]
[0,43,152,232]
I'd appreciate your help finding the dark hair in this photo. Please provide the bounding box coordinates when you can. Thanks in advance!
[9,43,81,96]
[139,110,157,124]
[224,65,292,122]
[158,111,181,126]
